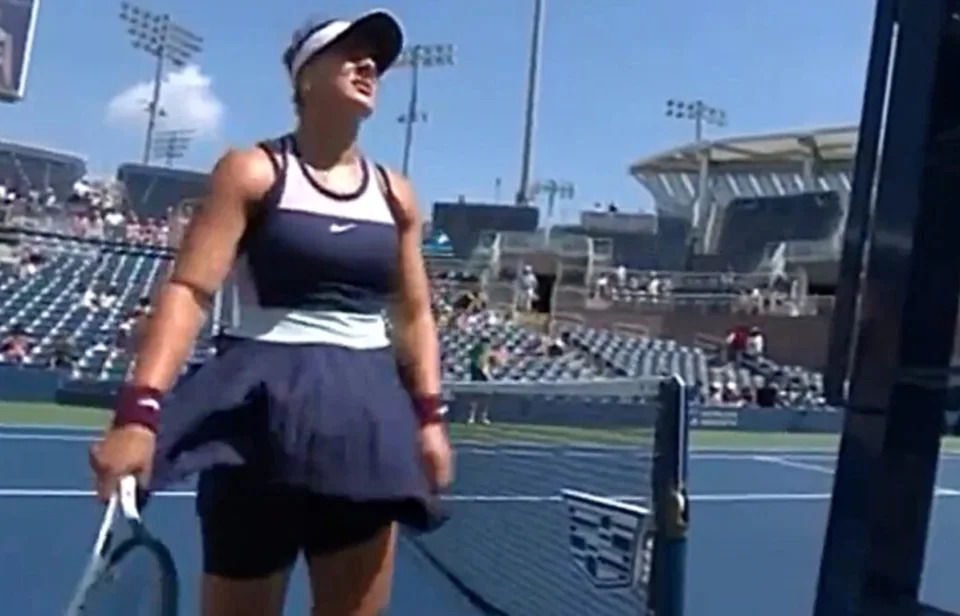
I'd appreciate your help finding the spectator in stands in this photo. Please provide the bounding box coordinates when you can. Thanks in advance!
[90,334,110,355]
[546,332,567,358]
[756,378,778,408]
[88,214,105,240]
[157,221,170,247]
[721,382,739,404]
[81,285,101,311]
[751,287,765,314]
[104,209,125,241]
[593,272,609,299]
[16,251,38,279]
[615,265,627,287]
[745,326,765,358]
[647,274,663,299]
[117,298,152,351]
[50,335,78,370]
[517,264,538,312]
[0,323,31,363]
[453,290,487,329]
[707,382,721,403]
[453,289,478,313]
[99,285,120,309]
[467,337,493,425]
[725,325,749,364]
[132,296,152,319]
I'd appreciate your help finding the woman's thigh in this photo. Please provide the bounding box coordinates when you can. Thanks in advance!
[306,522,397,616]
[196,469,303,616]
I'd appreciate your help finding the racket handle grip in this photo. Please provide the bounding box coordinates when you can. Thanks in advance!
[118,475,141,521]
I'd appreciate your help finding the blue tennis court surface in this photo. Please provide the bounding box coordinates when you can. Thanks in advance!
[3,425,960,615]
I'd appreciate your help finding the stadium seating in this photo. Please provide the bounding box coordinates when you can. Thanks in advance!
[564,325,747,387]
[439,319,613,382]
[562,324,825,404]
[0,236,211,380]
[0,227,828,406]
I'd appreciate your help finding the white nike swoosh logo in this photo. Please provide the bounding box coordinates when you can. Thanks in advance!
[329,223,357,233]
[136,398,161,412]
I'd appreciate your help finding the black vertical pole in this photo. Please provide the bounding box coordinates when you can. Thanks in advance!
[815,2,960,615]
[822,0,897,405]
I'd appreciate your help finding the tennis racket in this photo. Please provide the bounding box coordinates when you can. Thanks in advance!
[64,475,178,616]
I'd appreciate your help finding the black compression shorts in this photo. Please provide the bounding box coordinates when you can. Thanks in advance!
[197,468,397,579]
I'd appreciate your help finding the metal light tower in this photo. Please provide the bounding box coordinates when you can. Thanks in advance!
[666,99,728,252]
[517,0,546,207]
[666,99,728,141]
[119,2,203,165]
[532,179,574,243]
[152,129,194,167]
[394,44,455,176]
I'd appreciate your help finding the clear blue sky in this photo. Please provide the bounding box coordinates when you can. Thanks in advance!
[1,0,875,218]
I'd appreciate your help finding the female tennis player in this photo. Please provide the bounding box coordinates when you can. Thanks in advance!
[88,10,452,616]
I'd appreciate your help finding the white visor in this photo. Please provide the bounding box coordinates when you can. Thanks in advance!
[287,10,404,82]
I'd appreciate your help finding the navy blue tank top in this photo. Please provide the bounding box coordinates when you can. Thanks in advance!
[224,135,396,349]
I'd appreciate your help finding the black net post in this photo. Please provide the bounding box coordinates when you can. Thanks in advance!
[651,375,690,616]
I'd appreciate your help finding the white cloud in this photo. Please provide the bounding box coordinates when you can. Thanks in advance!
[106,65,224,138]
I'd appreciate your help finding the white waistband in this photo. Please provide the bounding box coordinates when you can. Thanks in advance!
[224,306,390,349]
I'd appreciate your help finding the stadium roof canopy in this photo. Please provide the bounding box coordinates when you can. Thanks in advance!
[629,125,858,175]
[0,139,86,166]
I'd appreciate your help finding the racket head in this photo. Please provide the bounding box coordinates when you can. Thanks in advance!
[87,533,179,616]
[64,476,178,616]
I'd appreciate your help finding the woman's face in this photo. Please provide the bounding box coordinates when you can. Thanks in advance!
[298,34,380,118]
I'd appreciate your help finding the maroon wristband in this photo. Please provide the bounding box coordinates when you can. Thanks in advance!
[412,394,447,427]
[112,384,163,433]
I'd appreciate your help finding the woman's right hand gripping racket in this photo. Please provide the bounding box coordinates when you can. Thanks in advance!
[65,476,179,616]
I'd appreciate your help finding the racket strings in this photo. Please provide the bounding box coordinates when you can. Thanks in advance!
[78,542,168,616]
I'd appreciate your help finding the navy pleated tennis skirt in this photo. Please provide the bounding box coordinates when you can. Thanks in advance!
[148,336,437,531]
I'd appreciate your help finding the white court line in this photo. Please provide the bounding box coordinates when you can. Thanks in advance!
[753,455,960,496]
[752,455,835,475]
[0,432,95,443]
[563,451,618,459]
[3,425,960,453]
[0,433,839,460]
[5,432,960,466]
[0,422,100,432]
[1,487,958,504]
[6,431,960,469]
[499,449,551,458]
[0,487,820,503]
[694,453,838,461]
[0,488,195,498]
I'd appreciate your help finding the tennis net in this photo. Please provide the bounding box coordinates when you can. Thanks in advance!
[406,376,690,616]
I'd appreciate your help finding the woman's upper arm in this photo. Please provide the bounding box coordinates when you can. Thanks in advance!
[168,147,274,297]
[384,169,432,316]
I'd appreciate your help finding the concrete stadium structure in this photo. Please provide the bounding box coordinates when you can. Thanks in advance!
[630,126,857,275]
[0,139,86,199]
[117,163,208,219]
